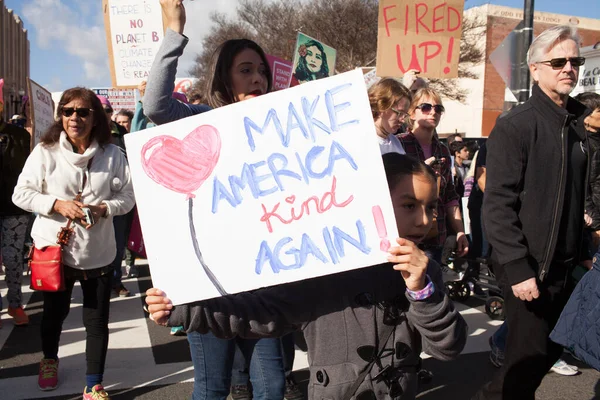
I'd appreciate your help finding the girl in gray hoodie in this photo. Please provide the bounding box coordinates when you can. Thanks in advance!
[146,153,467,399]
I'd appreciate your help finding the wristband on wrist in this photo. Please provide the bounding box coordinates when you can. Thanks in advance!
[406,275,435,300]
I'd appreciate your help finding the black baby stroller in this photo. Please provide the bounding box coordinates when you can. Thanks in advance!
[441,236,505,320]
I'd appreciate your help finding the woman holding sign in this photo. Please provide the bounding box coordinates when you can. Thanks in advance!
[143,1,286,399]
[145,153,468,400]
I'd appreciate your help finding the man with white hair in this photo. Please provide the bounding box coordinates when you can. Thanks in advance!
[474,25,592,399]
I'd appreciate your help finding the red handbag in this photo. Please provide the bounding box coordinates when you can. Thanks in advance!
[29,159,91,292]
[29,244,66,292]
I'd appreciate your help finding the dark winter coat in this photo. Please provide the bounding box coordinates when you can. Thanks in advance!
[482,84,591,286]
[550,254,600,372]
[585,132,600,230]
[168,261,467,400]
[0,121,31,217]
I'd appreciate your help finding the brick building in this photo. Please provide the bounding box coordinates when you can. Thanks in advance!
[438,5,600,138]
[0,0,30,121]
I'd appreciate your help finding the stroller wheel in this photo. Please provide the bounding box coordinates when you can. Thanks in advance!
[446,281,470,302]
[485,296,505,320]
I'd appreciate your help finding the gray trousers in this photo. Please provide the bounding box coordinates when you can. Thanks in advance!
[1,215,29,309]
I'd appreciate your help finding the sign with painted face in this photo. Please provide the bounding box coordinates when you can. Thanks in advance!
[124,70,398,305]
[103,0,165,88]
[291,32,337,86]
[376,0,465,79]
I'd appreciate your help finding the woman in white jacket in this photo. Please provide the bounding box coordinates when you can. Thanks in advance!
[12,87,135,399]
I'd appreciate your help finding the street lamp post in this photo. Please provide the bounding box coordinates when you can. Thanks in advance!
[519,0,535,103]
[9,88,25,116]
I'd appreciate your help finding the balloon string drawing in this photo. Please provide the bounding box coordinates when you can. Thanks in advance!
[141,125,228,296]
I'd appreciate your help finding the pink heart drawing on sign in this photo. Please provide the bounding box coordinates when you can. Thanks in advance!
[141,125,221,199]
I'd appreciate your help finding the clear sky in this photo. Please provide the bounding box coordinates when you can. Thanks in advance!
[3,0,599,92]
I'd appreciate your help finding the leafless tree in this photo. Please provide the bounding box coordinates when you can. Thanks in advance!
[189,0,485,102]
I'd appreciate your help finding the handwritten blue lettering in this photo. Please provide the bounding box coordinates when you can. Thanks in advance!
[325,83,359,131]
[285,103,310,146]
[333,220,370,257]
[212,141,358,213]
[254,220,369,275]
[301,96,331,140]
[212,177,237,213]
[244,109,284,152]
[268,153,302,191]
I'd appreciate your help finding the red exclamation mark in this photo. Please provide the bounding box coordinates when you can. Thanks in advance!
[443,37,454,75]
[372,205,391,251]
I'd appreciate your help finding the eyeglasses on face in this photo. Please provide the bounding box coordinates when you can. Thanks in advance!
[103,107,113,114]
[416,103,445,114]
[390,107,409,120]
[538,57,585,69]
[61,107,94,118]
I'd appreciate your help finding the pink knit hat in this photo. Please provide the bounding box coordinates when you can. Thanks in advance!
[96,95,112,108]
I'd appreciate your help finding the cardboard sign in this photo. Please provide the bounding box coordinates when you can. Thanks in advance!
[376,0,465,79]
[292,32,337,85]
[92,88,136,113]
[265,54,293,91]
[27,79,55,150]
[103,0,165,88]
[124,70,398,305]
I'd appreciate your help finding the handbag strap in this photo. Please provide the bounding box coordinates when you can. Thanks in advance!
[342,323,396,400]
[56,158,93,245]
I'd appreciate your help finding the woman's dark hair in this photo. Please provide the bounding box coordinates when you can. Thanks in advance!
[203,39,272,109]
[293,39,330,82]
[41,87,111,147]
[382,153,437,191]
[450,140,468,155]
[116,108,134,120]
[575,92,600,111]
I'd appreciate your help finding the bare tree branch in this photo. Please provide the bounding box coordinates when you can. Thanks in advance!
[189,0,485,102]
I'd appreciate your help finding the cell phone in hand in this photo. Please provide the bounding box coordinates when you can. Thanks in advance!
[82,207,95,226]
[430,159,442,167]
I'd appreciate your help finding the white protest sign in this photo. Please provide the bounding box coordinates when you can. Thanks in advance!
[28,79,55,149]
[125,69,398,305]
[92,88,136,113]
[103,0,164,88]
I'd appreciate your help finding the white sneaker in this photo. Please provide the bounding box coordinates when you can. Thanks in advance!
[441,265,461,282]
[551,359,579,376]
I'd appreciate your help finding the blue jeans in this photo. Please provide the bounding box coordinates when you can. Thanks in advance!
[231,334,297,386]
[492,320,508,352]
[187,331,285,400]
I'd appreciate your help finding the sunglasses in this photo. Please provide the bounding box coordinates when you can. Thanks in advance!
[538,57,585,69]
[390,107,409,120]
[416,103,445,114]
[61,107,94,118]
[103,107,113,114]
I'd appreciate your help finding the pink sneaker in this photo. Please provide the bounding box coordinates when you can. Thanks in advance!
[83,384,110,399]
[38,358,59,391]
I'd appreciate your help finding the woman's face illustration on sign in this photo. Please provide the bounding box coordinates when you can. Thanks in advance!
[306,45,323,74]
